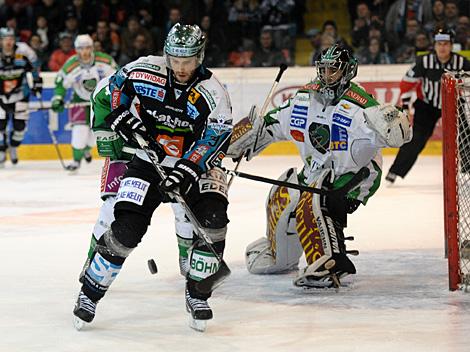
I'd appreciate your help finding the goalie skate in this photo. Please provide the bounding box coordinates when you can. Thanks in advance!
[185,289,212,332]
[73,291,96,330]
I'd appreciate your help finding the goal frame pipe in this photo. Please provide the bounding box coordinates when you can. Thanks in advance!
[442,73,460,291]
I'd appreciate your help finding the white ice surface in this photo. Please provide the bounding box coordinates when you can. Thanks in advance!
[1,155,469,352]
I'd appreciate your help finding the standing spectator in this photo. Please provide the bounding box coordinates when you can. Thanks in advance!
[385,0,433,50]
[357,37,393,64]
[48,32,76,71]
[251,29,285,67]
[93,20,120,60]
[386,28,470,184]
[351,2,372,48]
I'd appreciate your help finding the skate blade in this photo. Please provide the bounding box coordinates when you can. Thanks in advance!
[189,317,207,332]
[73,315,87,331]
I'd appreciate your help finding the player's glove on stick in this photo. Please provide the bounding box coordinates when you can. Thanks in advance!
[32,76,43,96]
[51,96,65,113]
[161,159,203,196]
[105,105,150,149]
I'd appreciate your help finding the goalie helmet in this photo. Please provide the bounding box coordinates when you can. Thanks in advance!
[164,23,206,66]
[315,44,358,101]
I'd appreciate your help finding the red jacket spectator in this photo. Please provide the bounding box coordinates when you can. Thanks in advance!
[48,33,76,71]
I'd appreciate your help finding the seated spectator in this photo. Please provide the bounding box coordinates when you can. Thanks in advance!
[393,18,423,63]
[227,39,254,67]
[93,20,120,60]
[356,37,393,64]
[62,12,79,43]
[455,16,470,50]
[33,0,62,33]
[415,31,431,53]
[164,7,182,36]
[48,32,76,71]
[306,28,321,66]
[34,16,51,53]
[138,8,164,55]
[385,0,433,50]
[65,0,97,34]
[29,34,48,71]
[118,33,151,66]
[444,0,460,30]
[322,20,352,52]
[202,31,226,68]
[120,16,154,58]
[423,0,445,36]
[251,30,286,67]
[311,32,335,65]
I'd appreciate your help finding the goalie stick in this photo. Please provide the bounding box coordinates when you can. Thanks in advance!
[228,63,288,188]
[133,134,231,293]
[225,167,370,197]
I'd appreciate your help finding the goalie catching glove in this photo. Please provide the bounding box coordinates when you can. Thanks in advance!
[363,104,412,148]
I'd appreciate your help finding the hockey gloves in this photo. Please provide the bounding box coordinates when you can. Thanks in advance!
[161,159,203,196]
[51,96,65,113]
[31,76,43,96]
[105,105,152,149]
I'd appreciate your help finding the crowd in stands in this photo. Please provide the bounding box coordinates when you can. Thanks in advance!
[0,0,468,71]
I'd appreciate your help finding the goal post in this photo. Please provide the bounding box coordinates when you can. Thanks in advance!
[442,72,470,291]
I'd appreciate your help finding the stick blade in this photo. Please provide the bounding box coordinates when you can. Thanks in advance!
[195,261,231,294]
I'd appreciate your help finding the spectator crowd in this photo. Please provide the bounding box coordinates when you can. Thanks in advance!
[0,0,469,70]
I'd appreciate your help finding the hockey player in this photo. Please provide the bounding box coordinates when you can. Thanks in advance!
[73,24,232,331]
[51,34,118,171]
[0,28,42,167]
[228,45,412,288]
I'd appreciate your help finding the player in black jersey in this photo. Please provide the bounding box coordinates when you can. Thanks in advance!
[73,23,233,332]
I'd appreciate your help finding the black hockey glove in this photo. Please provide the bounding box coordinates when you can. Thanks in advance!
[105,105,149,148]
[31,76,43,96]
[161,159,203,196]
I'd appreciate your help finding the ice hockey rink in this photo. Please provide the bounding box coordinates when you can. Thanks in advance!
[1,155,470,352]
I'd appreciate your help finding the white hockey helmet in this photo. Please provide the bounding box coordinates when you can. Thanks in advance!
[74,34,93,49]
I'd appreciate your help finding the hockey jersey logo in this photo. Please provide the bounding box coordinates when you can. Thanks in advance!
[308,122,330,154]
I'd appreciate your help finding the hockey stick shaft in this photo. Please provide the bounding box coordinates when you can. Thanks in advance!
[225,167,370,196]
[228,63,288,188]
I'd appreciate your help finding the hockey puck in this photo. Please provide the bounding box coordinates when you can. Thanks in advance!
[147,259,158,274]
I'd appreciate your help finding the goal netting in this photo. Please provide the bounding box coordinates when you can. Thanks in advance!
[442,71,470,291]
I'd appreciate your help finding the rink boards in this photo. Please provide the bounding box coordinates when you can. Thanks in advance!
[17,65,441,160]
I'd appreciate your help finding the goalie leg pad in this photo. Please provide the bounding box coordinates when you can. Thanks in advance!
[246,168,303,274]
[294,169,356,287]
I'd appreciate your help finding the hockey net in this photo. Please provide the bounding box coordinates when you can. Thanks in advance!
[442,72,470,291]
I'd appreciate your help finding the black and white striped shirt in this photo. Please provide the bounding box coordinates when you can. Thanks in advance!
[400,52,470,109]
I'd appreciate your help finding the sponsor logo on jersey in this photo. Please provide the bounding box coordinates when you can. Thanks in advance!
[146,110,191,129]
[290,104,308,128]
[290,129,304,142]
[134,82,166,102]
[129,71,167,86]
[133,63,161,71]
[330,124,348,150]
[188,144,209,163]
[332,113,352,127]
[208,115,232,135]
[340,103,351,110]
[308,122,330,154]
[111,90,121,109]
[302,83,320,91]
[345,89,368,105]
[198,85,216,110]
[189,88,200,104]
[157,134,184,157]
[187,102,200,119]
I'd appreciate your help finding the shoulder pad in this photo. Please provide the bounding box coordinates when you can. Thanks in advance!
[63,56,80,73]
[342,82,379,108]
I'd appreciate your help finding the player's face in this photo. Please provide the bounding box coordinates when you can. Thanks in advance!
[169,56,198,83]
[434,41,452,60]
[77,46,93,64]
[1,36,15,53]
[322,66,344,85]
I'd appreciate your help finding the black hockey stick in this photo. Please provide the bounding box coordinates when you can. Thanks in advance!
[225,167,370,197]
[38,94,68,170]
[134,134,230,293]
[228,63,288,188]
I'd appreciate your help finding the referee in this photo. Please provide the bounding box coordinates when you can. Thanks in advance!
[386,28,470,184]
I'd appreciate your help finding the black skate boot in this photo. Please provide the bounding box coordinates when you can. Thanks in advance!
[73,291,97,330]
[185,288,212,332]
[84,151,92,163]
[9,147,18,164]
[66,160,80,172]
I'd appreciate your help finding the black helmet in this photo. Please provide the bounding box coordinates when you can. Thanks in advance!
[315,44,358,99]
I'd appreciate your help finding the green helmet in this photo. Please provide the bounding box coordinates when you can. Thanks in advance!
[164,23,206,65]
[315,44,358,100]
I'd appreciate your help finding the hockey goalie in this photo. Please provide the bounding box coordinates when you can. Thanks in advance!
[228,45,412,288]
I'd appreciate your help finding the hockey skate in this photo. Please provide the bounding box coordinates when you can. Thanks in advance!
[73,291,97,330]
[0,151,5,168]
[385,172,397,185]
[185,289,212,332]
[78,257,91,283]
[84,151,92,163]
[9,147,18,164]
[66,161,80,172]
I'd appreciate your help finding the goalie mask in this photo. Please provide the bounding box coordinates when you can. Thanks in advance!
[315,45,358,101]
[164,23,206,83]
